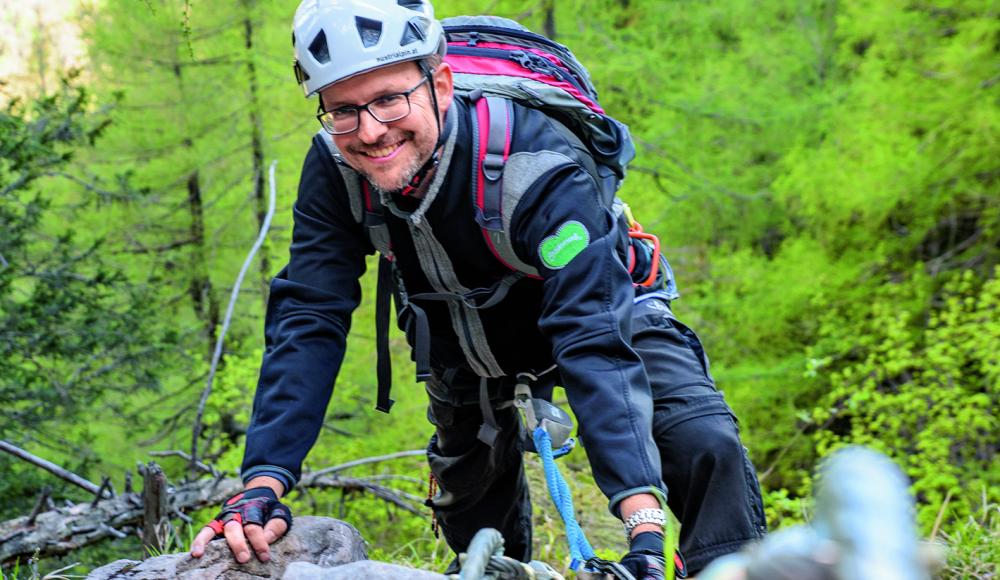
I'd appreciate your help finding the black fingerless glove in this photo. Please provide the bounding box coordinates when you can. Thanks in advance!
[207,487,293,536]
[620,531,667,580]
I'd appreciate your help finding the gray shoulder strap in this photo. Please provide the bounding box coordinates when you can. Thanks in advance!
[489,150,577,277]
[316,130,393,256]
[317,130,364,225]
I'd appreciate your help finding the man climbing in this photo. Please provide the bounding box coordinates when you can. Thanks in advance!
[189,1,766,578]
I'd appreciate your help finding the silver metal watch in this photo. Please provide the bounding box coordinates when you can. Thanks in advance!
[623,507,667,541]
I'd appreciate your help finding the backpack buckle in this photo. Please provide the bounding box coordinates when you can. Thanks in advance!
[482,152,505,181]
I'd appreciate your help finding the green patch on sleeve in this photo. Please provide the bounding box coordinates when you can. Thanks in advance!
[538,220,590,269]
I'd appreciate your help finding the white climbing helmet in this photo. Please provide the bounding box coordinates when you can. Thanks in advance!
[292,0,446,98]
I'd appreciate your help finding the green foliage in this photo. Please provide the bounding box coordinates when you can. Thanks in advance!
[0,77,171,440]
[1,0,998,576]
[807,269,999,529]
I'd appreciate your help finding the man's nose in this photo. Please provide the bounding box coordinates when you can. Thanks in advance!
[356,108,388,143]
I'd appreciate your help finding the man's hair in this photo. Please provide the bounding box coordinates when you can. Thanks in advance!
[423,53,443,72]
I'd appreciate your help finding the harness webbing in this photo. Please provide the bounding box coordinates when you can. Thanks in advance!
[477,377,501,446]
[375,257,395,413]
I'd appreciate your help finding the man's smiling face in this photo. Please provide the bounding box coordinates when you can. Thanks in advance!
[321,61,452,193]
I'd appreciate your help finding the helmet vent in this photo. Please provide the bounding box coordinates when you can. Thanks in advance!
[308,30,330,64]
[355,17,383,48]
[397,0,424,11]
[400,18,427,46]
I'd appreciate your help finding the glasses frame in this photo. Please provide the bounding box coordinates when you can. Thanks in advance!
[317,76,430,136]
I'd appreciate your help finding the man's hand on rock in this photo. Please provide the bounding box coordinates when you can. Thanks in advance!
[190,479,291,564]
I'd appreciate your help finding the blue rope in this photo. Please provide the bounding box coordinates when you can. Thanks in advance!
[533,426,595,570]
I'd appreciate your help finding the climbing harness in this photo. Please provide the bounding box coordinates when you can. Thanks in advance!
[440,373,681,579]
[510,375,679,580]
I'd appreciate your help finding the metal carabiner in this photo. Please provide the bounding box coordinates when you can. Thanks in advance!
[513,373,575,452]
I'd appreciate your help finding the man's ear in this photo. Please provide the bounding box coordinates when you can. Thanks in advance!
[433,62,454,114]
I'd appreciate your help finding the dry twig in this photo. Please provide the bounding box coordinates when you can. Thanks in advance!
[0,440,111,499]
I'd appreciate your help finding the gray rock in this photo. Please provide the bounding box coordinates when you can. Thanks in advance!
[282,561,447,579]
[86,516,368,579]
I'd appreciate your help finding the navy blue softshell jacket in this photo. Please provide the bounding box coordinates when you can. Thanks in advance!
[242,95,666,514]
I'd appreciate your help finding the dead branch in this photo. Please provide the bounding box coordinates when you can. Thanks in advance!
[121,237,199,254]
[302,449,428,481]
[90,478,113,507]
[321,421,356,437]
[26,487,51,527]
[308,475,423,515]
[0,451,429,563]
[0,440,111,499]
[149,450,223,478]
[0,473,243,564]
[190,160,277,472]
[141,463,168,557]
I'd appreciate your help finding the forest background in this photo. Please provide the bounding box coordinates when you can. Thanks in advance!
[1,0,997,577]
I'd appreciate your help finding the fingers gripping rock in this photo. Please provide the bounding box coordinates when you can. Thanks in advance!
[212,488,292,532]
[86,517,366,579]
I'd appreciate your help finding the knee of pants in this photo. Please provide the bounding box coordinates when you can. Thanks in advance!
[656,411,746,470]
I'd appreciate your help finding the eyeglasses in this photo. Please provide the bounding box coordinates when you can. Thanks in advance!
[317,76,430,135]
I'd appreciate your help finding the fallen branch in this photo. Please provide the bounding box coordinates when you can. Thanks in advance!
[0,441,111,499]
[0,474,243,564]
[0,457,427,563]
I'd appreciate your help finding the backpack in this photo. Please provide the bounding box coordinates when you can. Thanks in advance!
[442,15,637,278]
[320,16,670,415]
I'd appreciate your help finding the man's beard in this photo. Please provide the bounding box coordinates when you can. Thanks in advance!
[353,126,435,195]
[364,150,426,195]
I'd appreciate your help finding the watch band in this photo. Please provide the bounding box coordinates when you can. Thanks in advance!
[623,507,667,541]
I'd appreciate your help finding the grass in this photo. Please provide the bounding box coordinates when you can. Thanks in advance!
[937,492,999,580]
[0,552,85,580]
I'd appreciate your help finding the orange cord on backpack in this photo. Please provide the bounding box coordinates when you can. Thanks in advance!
[625,213,662,288]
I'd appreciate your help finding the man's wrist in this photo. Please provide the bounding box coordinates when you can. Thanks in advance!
[620,493,665,540]
[245,475,285,498]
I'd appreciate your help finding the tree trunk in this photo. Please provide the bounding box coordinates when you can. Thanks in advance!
[141,463,168,558]
[171,56,221,359]
[186,169,220,356]
[543,0,557,40]
[243,2,270,304]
